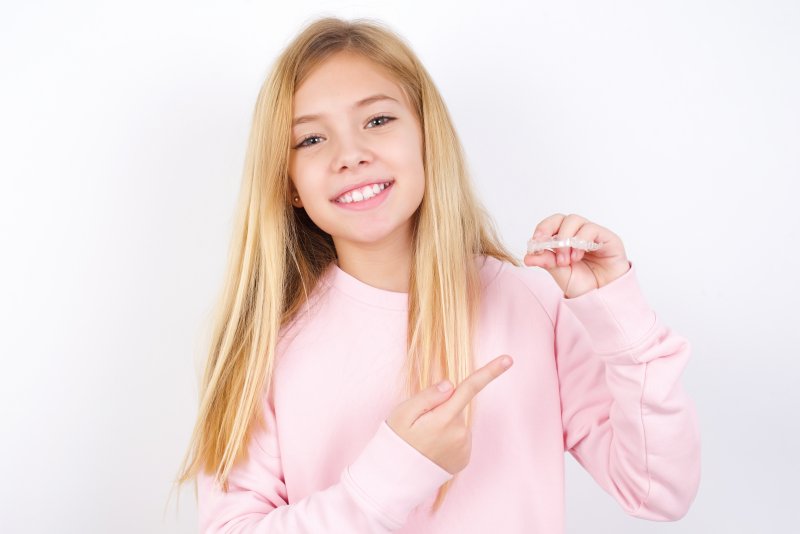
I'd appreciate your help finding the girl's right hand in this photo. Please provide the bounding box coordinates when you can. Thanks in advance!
[385,354,514,475]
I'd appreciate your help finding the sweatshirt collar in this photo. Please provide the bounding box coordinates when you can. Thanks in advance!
[325,261,410,311]
[320,255,494,312]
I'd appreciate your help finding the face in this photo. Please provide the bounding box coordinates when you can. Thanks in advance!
[287,51,425,256]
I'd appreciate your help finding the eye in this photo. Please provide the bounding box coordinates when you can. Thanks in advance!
[366,114,395,128]
[295,134,322,149]
[293,115,396,149]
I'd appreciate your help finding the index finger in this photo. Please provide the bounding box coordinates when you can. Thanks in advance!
[435,355,513,422]
[531,213,566,240]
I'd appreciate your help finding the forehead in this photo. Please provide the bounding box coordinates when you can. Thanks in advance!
[292,52,405,115]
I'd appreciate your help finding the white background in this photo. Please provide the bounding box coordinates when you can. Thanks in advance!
[1,1,798,532]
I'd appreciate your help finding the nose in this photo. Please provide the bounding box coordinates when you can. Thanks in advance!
[333,134,371,172]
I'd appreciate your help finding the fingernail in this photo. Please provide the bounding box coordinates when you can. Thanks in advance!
[501,356,512,368]
[437,380,453,392]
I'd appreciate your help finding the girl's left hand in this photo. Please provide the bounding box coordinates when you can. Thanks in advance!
[524,213,632,298]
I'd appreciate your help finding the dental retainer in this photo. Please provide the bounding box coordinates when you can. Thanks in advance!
[527,236,604,255]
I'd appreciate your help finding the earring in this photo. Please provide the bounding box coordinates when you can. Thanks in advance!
[293,196,300,203]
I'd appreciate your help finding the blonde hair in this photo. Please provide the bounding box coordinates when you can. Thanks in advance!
[172,15,521,516]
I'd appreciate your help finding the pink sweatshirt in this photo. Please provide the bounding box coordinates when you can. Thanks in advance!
[197,255,701,533]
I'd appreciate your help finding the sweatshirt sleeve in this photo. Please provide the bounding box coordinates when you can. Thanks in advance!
[553,260,701,521]
[197,394,453,533]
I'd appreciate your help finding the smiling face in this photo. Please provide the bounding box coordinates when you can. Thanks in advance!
[287,51,425,259]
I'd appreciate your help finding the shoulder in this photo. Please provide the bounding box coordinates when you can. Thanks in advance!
[275,274,335,351]
[480,255,562,326]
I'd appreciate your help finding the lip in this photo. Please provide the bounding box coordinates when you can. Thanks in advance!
[330,178,395,201]
[332,180,394,211]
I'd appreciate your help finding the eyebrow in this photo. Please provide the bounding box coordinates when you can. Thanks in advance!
[292,94,399,127]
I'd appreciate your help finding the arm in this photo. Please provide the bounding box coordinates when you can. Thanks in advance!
[554,261,701,520]
[197,397,453,533]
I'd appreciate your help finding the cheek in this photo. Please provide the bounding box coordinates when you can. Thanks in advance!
[391,129,425,174]
[397,146,426,202]
[406,140,426,189]
[287,157,299,189]
[288,159,320,194]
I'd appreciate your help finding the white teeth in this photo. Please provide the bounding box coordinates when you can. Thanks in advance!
[336,182,391,203]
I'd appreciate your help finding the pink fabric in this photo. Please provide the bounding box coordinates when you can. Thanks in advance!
[197,255,701,533]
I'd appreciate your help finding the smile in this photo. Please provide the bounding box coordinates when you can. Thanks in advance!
[332,180,395,211]
[334,180,394,204]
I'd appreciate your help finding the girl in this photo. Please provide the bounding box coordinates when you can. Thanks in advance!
[174,16,701,533]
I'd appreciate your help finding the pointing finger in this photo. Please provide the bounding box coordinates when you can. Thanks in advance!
[435,355,513,422]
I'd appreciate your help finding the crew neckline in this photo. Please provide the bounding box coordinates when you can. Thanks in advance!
[326,261,409,311]
[320,255,496,312]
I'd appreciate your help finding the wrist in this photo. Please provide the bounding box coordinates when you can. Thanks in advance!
[598,260,631,288]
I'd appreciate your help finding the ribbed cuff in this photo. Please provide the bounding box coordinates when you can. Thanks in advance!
[562,260,657,357]
[342,420,454,529]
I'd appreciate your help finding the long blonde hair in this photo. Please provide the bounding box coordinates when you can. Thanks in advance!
[173,15,521,516]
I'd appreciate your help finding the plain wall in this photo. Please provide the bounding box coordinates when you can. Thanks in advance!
[1,0,798,532]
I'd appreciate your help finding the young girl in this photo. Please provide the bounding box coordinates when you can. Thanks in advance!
[174,16,701,533]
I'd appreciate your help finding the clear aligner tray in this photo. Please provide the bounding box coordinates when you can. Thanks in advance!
[527,236,604,255]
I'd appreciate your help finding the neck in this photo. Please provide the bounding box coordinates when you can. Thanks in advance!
[333,227,413,293]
